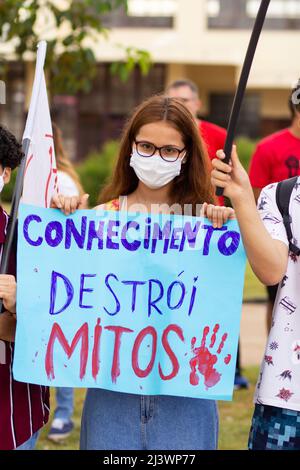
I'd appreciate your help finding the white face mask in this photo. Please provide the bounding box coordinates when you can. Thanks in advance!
[130,149,183,189]
[0,169,6,193]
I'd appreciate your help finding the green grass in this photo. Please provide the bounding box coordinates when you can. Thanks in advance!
[36,366,259,450]
[243,262,266,302]
[218,366,259,450]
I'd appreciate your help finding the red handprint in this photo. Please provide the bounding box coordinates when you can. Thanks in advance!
[189,324,231,389]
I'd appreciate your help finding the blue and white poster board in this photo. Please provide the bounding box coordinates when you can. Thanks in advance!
[13,204,246,401]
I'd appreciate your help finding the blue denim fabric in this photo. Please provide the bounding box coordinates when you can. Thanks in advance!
[80,388,218,450]
[54,387,74,422]
[16,431,39,450]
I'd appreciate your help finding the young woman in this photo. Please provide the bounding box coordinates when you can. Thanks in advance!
[211,146,300,450]
[52,95,234,450]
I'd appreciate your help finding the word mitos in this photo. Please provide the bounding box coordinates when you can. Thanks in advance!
[23,212,241,256]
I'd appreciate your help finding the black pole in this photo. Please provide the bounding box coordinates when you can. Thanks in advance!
[0,137,30,314]
[216,0,271,197]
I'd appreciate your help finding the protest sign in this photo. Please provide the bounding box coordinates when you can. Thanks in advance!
[14,204,246,400]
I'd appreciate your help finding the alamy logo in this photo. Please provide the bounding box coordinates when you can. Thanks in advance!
[0,81,5,104]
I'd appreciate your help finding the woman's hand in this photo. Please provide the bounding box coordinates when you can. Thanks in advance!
[51,193,89,215]
[0,310,16,342]
[201,202,235,228]
[0,275,16,313]
[211,145,252,203]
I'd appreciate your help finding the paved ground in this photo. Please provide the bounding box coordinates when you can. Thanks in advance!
[240,302,267,366]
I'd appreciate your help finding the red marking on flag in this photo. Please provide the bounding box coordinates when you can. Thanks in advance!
[45,145,55,208]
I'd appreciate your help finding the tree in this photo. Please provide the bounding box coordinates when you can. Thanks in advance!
[0,0,152,94]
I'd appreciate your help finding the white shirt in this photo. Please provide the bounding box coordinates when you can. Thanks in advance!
[255,178,300,411]
[57,170,79,197]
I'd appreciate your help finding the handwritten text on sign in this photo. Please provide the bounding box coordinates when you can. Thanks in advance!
[13,205,246,400]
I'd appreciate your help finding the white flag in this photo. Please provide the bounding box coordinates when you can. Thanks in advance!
[22,41,58,207]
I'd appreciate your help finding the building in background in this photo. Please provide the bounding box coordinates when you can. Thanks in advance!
[1,0,300,160]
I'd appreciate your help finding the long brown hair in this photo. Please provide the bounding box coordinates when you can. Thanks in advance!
[100,95,216,213]
[52,122,84,195]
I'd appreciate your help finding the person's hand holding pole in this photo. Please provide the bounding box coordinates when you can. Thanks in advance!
[211,147,288,287]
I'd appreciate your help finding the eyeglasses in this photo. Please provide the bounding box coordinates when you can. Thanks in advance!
[134,140,186,163]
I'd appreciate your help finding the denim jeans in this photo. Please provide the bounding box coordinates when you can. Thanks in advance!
[54,387,74,422]
[80,388,218,450]
[16,431,39,450]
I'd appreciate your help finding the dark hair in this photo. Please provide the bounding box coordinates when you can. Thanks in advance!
[289,81,300,118]
[166,79,199,97]
[100,95,215,214]
[0,125,24,169]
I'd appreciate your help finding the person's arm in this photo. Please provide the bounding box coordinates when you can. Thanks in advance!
[211,146,289,286]
[0,311,16,342]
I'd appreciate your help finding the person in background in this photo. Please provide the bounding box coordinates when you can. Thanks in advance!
[166,79,227,197]
[249,81,300,333]
[0,125,50,450]
[46,122,85,442]
[166,79,248,391]
[53,122,84,201]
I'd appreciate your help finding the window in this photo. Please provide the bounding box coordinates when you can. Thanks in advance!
[247,0,300,18]
[128,0,177,17]
[102,1,177,28]
[207,0,300,29]
[0,62,25,141]
[76,64,166,159]
[206,0,220,18]
[208,92,261,139]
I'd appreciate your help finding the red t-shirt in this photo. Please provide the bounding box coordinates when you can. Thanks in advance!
[249,129,300,188]
[0,207,49,450]
[199,120,227,205]
[199,120,227,162]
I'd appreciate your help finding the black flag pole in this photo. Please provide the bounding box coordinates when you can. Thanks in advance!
[216,0,271,197]
[0,138,30,314]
